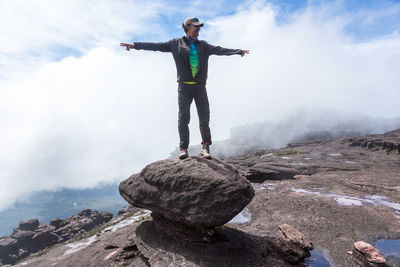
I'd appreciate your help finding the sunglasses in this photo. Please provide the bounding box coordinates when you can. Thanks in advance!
[189,18,201,28]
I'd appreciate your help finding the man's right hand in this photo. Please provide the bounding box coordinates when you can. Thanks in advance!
[120,43,135,51]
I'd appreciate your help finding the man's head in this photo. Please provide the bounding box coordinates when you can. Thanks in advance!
[183,17,203,38]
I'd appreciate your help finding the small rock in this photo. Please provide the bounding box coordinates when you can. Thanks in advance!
[265,224,313,264]
[277,224,313,250]
[50,218,64,229]
[18,219,39,231]
[78,209,92,217]
[11,230,34,240]
[118,205,139,215]
[350,241,387,267]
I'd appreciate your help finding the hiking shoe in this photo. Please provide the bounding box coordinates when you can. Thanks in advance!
[179,149,188,160]
[200,144,211,159]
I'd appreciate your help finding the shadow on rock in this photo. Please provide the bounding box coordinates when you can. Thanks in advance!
[132,220,311,267]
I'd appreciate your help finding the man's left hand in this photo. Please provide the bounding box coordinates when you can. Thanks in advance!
[241,50,250,57]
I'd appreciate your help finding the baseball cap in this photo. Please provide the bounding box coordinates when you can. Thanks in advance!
[183,17,204,27]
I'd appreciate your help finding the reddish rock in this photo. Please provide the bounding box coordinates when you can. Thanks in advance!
[265,224,313,264]
[351,241,387,266]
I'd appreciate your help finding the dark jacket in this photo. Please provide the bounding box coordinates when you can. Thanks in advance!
[134,36,243,85]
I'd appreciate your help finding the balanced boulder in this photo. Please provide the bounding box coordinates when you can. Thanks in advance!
[119,156,254,228]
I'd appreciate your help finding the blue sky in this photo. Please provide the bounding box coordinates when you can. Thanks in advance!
[0,0,400,211]
[2,0,399,67]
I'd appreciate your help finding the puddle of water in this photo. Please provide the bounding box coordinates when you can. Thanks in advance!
[304,157,312,160]
[328,153,342,157]
[344,160,356,164]
[304,249,332,267]
[102,210,151,233]
[290,162,307,166]
[260,153,273,158]
[281,156,291,160]
[292,189,400,213]
[64,235,97,255]
[262,183,277,190]
[334,196,363,206]
[394,186,400,190]
[253,183,277,191]
[375,239,400,258]
[228,207,251,224]
[365,196,400,214]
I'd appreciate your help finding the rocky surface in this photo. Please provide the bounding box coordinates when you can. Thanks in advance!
[225,129,400,266]
[0,209,112,265]
[11,129,400,266]
[15,210,312,267]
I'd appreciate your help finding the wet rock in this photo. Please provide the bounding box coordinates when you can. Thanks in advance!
[18,219,39,231]
[348,241,388,267]
[119,156,254,228]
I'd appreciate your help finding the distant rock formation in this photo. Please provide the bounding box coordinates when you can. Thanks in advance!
[0,209,112,265]
[347,129,400,154]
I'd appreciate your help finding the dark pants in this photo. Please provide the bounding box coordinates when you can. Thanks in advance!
[178,83,212,149]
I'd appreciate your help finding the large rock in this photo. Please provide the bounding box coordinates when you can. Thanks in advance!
[119,156,254,228]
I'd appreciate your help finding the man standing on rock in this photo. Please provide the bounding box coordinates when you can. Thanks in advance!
[121,17,249,159]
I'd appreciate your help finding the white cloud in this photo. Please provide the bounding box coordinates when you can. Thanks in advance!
[0,0,164,79]
[1,1,400,211]
[202,1,400,135]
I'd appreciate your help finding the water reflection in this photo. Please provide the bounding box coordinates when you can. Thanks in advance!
[228,207,251,224]
[292,188,400,214]
[304,249,332,267]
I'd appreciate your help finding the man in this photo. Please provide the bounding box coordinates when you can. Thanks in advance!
[121,17,249,160]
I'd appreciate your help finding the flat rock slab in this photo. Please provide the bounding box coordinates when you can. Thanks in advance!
[119,156,254,227]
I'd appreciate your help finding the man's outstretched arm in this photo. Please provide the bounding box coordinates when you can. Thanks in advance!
[205,42,250,57]
[120,41,172,52]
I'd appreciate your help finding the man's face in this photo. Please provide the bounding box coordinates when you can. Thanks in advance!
[187,23,201,38]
